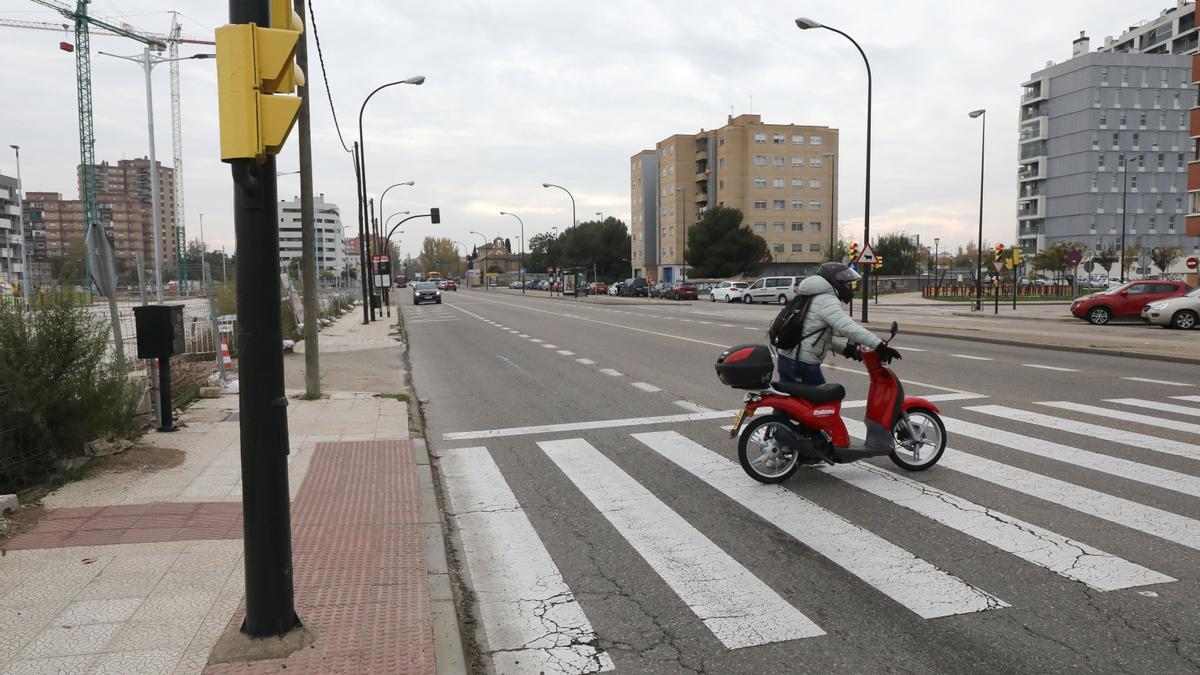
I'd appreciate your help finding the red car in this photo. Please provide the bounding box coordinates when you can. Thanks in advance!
[443,279,458,291]
[665,282,699,300]
[588,282,608,295]
[1070,280,1192,325]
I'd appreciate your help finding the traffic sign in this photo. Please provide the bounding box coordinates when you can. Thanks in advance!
[1067,249,1083,267]
[1084,260,1095,274]
[856,243,878,265]
[1187,257,1198,270]
[992,261,1005,273]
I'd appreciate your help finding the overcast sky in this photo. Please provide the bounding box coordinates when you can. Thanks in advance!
[0,0,1175,258]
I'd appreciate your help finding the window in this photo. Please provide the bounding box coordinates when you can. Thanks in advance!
[1091,134,1100,150]
[791,178,805,188]
[1132,133,1139,149]
[719,157,726,168]
[1099,154,1106,171]
[1099,110,1107,127]
[754,176,767,188]
[1155,195,1163,211]
[1158,153,1165,170]
[1138,153,1145,168]
[792,243,804,253]
[810,157,823,167]
[754,200,767,209]
[1179,153,1186,170]
[791,200,803,209]
[810,243,822,252]
[1090,175,1098,191]
[792,156,804,166]
[773,155,785,167]
[1121,67,1128,85]
[791,222,803,231]
[774,243,786,253]
[792,134,804,144]
[810,135,823,145]
[773,177,785,188]
[1154,90,1162,108]
[1174,92,1181,108]
[754,132,767,144]
[718,179,725,189]
[1100,67,1108,84]
[1119,110,1127,127]
[772,133,786,144]
[810,200,822,210]
[1139,111,1147,128]
[1130,174,1138,190]
[773,199,786,209]
[773,222,785,232]
[753,155,767,166]
[1118,153,1125,168]
[809,178,821,189]
[754,222,767,232]
[810,221,822,232]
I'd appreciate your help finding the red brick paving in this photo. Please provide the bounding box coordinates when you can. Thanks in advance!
[205,439,435,675]
[2,502,243,550]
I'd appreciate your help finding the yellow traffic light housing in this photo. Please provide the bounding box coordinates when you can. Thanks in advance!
[215,2,304,163]
[1010,248,1023,266]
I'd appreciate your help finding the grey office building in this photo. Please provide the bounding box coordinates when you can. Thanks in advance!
[0,173,26,287]
[1018,33,1197,270]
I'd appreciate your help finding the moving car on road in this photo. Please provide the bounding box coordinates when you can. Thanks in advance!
[710,280,749,303]
[743,276,801,304]
[1071,280,1191,325]
[1143,286,1200,329]
[412,281,441,305]
[443,279,458,291]
[665,281,699,300]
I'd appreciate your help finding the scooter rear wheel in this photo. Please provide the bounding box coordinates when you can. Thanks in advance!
[738,415,803,483]
[889,407,946,471]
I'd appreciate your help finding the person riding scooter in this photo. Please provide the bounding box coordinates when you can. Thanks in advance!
[777,262,902,385]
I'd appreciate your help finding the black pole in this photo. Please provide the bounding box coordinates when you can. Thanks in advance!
[994,277,999,314]
[1120,167,1129,283]
[228,0,299,639]
[157,356,173,432]
[354,143,369,324]
[367,197,377,321]
[975,113,986,310]
[1012,263,1018,310]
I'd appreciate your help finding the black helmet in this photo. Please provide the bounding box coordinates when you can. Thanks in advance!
[818,262,862,304]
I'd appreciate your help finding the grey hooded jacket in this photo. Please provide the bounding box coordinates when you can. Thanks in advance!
[777,275,883,365]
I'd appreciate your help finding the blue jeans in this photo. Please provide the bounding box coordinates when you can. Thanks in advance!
[778,355,826,385]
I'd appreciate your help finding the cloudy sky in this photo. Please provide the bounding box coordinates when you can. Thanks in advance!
[0,0,1174,258]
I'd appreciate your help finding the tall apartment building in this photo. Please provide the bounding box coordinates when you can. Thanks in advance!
[631,114,838,282]
[0,173,26,288]
[1017,34,1197,264]
[278,194,346,273]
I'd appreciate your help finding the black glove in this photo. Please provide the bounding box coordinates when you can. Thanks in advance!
[876,345,902,363]
[841,342,863,361]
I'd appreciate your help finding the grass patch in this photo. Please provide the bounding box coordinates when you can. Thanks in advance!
[373,393,410,403]
[927,294,1081,302]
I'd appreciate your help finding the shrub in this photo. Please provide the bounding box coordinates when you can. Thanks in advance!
[0,295,139,492]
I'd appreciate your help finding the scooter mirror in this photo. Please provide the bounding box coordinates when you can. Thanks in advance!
[890,321,899,338]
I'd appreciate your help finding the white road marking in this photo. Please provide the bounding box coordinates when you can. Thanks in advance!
[895,346,926,352]
[557,350,575,356]
[951,354,993,361]
[942,416,1200,500]
[576,358,596,365]
[965,405,1200,462]
[542,344,557,349]
[834,419,1173,591]
[631,382,662,392]
[1023,364,1079,372]
[508,329,519,333]
[744,327,759,331]
[719,323,736,328]
[519,333,530,338]
[405,318,461,324]
[1123,377,1194,387]
[539,438,825,648]
[444,409,736,440]
[1106,398,1200,419]
[438,447,614,673]
[599,368,624,377]
[1175,396,1200,403]
[529,338,543,343]
[633,431,1006,618]
[672,400,716,413]
[1037,401,1200,436]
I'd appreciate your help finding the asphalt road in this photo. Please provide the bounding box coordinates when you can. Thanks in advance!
[406,289,1200,674]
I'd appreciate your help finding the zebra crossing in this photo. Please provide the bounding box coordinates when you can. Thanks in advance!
[437,395,1200,673]
[404,305,459,324]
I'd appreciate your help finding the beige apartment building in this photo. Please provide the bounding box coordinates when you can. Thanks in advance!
[631,114,838,282]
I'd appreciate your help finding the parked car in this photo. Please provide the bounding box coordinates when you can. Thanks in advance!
[1143,286,1200,329]
[664,282,699,300]
[608,282,623,296]
[412,281,441,305]
[649,282,669,298]
[619,277,650,297]
[742,276,801,304]
[443,279,458,291]
[1070,280,1191,325]
[509,281,524,289]
[588,282,608,295]
[710,281,749,303]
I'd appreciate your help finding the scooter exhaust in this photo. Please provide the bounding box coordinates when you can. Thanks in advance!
[771,424,832,463]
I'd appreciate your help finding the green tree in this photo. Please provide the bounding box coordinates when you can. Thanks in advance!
[1092,245,1118,276]
[873,232,920,275]
[1120,243,1143,279]
[526,232,560,273]
[1150,245,1183,275]
[556,218,632,282]
[417,237,462,278]
[52,233,87,285]
[824,238,849,263]
[684,206,771,278]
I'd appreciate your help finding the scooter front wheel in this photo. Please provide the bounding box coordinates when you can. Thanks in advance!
[889,407,946,471]
[738,414,803,484]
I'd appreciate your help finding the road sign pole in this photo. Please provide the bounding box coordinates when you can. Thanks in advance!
[1012,265,1018,311]
[994,277,999,315]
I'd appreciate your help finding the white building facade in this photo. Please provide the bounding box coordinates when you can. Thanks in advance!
[0,173,26,291]
[278,194,345,275]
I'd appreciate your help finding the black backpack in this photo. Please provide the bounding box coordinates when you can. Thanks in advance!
[768,292,823,351]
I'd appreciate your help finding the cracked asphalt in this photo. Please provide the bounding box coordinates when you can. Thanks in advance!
[406,290,1200,673]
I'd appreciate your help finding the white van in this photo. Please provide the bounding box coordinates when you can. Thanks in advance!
[743,276,801,304]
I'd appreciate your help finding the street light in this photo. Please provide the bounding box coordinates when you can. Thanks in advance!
[500,211,525,294]
[377,181,415,256]
[543,183,576,297]
[822,151,836,264]
[795,17,873,321]
[969,108,986,310]
[469,230,488,290]
[595,211,604,221]
[933,237,940,292]
[1119,163,1131,282]
[9,145,30,305]
[98,49,214,302]
[357,76,425,321]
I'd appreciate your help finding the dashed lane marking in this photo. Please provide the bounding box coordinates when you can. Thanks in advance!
[599,368,624,377]
[632,382,662,392]
[951,354,993,361]
[1023,364,1078,372]
[576,358,595,365]
[1122,377,1195,387]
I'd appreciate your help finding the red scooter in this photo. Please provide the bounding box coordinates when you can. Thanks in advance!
[715,322,946,484]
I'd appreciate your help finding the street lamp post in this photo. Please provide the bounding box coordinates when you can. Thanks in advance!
[543,183,576,297]
[500,211,525,293]
[1119,164,1130,283]
[969,109,986,310]
[795,18,872,321]
[822,151,836,264]
[9,145,30,305]
[99,49,213,302]
[933,237,940,293]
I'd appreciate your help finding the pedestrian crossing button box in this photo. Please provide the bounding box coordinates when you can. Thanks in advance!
[715,343,774,389]
[132,304,186,359]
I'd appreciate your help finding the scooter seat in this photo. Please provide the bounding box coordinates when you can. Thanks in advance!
[770,381,846,404]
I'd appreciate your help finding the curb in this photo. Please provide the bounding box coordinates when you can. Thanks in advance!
[900,326,1200,366]
[414,435,469,675]
[486,288,690,306]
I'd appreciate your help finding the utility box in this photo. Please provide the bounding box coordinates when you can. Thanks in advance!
[132,304,186,359]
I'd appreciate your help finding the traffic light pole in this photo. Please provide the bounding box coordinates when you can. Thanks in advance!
[227,0,300,639]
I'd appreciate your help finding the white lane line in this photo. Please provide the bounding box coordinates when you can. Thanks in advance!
[1106,398,1200,419]
[542,344,558,349]
[598,368,624,377]
[719,324,736,328]
[634,431,1006,618]
[942,416,1200,500]
[1023,364,1079,372]
[557,350,575,356]
[444,410,736,440]
[679,319,693,323]
[529,338,543,343]
[1123,377,1194,387]
[519,334,530,338]
[834,419,1174,592]
[672,400,716,413]
[895,346,926,352]
[697,321,713,325]
[951,354,993,361]
[1037,401,1200,436]
[539,438,825,648]
[576,358,596,365]
[632,382,662,392]
[438,447,614,673]
[965,405,1200,462]
[744,327,759,331]
[1175,396,1200,403]
[508,329,519,333]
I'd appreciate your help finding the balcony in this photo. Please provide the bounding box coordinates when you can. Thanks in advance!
[1018,118,1046,143]
[1019,183,1043,198]
[1020,103,1047,122]
[0,188,10,200]
[694,172,708,183]
[4,204,20,217]
[1017,196,1043,219]
[1018,162,1043,181]
[694,191,708,204]
[1019,141,1047,161]
[694,150,708,162]
[1021,80,1046,103]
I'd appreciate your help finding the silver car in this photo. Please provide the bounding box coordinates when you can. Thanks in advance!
[1144,286,1200,329]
